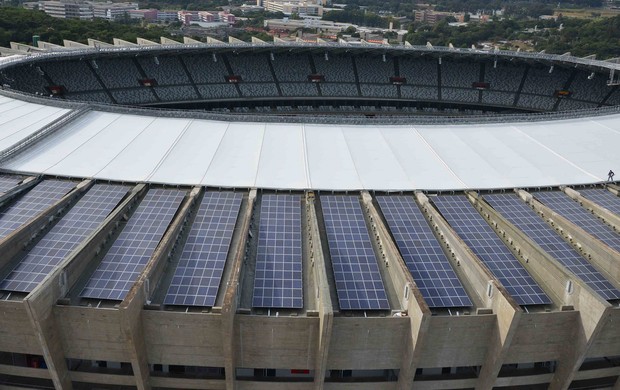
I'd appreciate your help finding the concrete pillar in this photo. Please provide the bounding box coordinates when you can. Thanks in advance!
[22,183,146,390]
[416,192,523,390]
[305,191,333,390]
[359,192,432,390]
[221,189,257,390]
[563,187,620,234]
[119,186,201,390]
[0,179,91,271]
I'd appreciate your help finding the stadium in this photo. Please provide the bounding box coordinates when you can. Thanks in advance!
[0,39,619,390]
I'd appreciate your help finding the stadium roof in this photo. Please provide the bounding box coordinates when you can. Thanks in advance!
[1,42,620,191]
[0,94,618,191]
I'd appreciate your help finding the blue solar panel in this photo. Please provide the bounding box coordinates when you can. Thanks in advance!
[485,194,620,301]
[431,195,551,306]
[579,188,620,216]
[0,180,76,241]
[0,184,129,293]
[164,192,242,307]
[533,191,620,253]
[377,195,472,308]
[0,176,22,194]
[252,194,303,309]
[320,195,390,311]
[81,188,185,301]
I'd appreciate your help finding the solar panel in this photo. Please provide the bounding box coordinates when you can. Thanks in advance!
[431,195,551,306]
[320,195,390,311]
[252,194,303,309]
[0,176,22,194]
[0,180,76,241]
[485,194,620,301]
[533,191,620,253]
[164,192,242,307]
[80,188,185,301]
[377,195,472,308]
[579,188,620,216]
[0,184,129,293]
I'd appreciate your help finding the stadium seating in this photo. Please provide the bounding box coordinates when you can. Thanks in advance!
[41,60,101,92]
[227,53,273,82]
[64,92,113,104]
[484,63,525,92]
[442,88,480,103]
[239,83,279,97]
[355,56,394,83]
[196,84,239,99]
[360,84,398,98]
[321,83,359,96]
[400,85,438,100]
[442,60,479,88]
[183,54,229,83]
[568,72,611,103]
[399,58,438,86]
[521,65,571,95]
[154,86,199,101]
[271,54,313,82]
[313,55,355,82]
[481,91,516,107]
[95,58,142,89]
[111,88,158,104]
[2,65,48,94]
[280,83,319,97]
[138,56,190,85]
[516,94,557,111]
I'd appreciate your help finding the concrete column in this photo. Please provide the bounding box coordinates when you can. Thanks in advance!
[563,187,620,233]
[471,191,616,390]
[24,296,72,389]
[522,190,620,292]
[119,186,201,390]
[416,192,523,390]
[22,183,146,390]
[0,179,91,271]
[221,189,257,390]
[360,192,431,390]
[305,191,333,390]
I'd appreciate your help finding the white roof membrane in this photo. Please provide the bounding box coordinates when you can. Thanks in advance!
[2,108,620,191]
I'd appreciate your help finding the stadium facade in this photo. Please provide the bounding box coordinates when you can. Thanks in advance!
[0,40,618,390]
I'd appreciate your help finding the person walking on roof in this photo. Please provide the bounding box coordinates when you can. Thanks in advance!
[608,170,615,182]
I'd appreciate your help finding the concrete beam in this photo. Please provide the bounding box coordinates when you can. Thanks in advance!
[470,191,618,389]
[0,175,40,209]
[305,191,333,390]
[360,192,431,390]
[417,193,523,389]
[22,183,145,390]
[119,186,200,390]
[0,179,90,272]
[563,187,620,237]
[521,190,620,293]
[221,189,257,390]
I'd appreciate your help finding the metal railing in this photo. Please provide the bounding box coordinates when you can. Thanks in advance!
[0,105,91,164]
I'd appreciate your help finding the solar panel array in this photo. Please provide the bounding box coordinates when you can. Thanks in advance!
[0,180,76,241]
[320,195,390,310]
[432,195,551,306]
[81,188,185,301]
[0,184,128,293]
[377,195,472,308]
[164,192,242,307]
[485,194,620,301]
[579,188,620,216]
[252,194,303,309]
[533,191,620,253]
[0,176,22,194]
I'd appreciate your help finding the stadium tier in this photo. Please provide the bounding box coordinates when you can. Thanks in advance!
[0,43,619,390]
